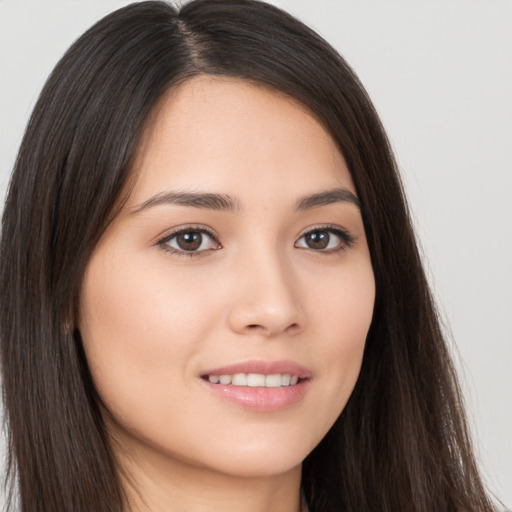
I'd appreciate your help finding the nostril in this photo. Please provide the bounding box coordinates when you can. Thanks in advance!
[244,322,300,336]
[286,322,300,334]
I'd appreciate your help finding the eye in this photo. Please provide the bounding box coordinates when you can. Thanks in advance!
[157,226,221,256]
[295,226,354,253]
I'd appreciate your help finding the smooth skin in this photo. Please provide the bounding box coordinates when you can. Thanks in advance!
[79,76,375,512]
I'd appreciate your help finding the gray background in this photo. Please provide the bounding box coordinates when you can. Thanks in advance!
[1,0,511,508]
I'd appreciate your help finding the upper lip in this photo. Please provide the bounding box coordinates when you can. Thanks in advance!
[201,360,312,379]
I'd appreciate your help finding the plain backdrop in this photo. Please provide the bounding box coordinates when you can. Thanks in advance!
[0,0,511,508]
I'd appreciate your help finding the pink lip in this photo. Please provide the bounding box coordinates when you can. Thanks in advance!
[199,359,312,412]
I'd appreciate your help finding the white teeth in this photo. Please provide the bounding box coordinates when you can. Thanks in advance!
[265,374,282,387]
[219,374,232,385]
[247,373,266,387]
[231,373,247,386]
[207,373,300,387]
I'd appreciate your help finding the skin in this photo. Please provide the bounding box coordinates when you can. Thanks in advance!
[79,76,375,512]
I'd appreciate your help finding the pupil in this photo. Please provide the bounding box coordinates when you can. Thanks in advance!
[306,231,329,249]
[177,232,202,251]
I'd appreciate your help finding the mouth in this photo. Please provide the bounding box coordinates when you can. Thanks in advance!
[201,373,303,387]
[199,360,311,412]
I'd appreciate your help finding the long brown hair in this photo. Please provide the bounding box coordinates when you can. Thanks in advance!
[0,1,496,511]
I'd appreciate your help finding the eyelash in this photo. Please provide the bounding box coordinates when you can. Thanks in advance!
[156,224,355,259]
[157,225,221,259]
[296,224,355,254]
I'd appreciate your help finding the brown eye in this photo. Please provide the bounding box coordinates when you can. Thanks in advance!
[159,227,220,255]
[303,231,330,250]
[295,227,353,252]
[176,231,203,251]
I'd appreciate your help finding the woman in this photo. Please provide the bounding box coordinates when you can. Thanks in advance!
[0,1,497,511]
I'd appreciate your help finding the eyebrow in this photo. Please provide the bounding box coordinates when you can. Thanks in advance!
[130,187,360,214]
[131,191,241,214]
[294,187,360,211]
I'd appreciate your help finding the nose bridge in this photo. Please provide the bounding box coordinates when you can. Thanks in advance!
[228,237,303,337]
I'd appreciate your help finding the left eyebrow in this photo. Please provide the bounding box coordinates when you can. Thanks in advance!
[294,187,360,211]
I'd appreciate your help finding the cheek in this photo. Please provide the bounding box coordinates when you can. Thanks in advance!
[315,254,375,347]
[81,248,212,348]
[78,249,216,417]
[310,257,374,411]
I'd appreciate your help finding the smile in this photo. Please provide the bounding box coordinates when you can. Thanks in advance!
[200,360,311,411]
[205,373,300,387]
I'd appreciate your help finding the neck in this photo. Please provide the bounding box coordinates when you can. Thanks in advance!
[115,437,303,512]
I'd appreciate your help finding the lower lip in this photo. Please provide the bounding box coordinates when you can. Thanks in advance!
[201,379,310,412]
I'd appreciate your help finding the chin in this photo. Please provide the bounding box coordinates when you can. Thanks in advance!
[203,444,308,479]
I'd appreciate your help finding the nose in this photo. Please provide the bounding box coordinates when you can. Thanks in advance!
[227,249,304,338]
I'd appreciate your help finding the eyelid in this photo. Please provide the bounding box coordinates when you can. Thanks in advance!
[295,224,356,252]
[156,224,222,258]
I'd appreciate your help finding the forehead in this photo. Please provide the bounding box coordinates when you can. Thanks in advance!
[128,75,354,207]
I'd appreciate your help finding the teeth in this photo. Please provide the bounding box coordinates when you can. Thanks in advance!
[207,373,300,387]
[219,375,232,385]
[265,374,282,387]
[232,373,247,386]
[247,373,265,387]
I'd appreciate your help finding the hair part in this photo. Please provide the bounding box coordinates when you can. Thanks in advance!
[0,1,496,511]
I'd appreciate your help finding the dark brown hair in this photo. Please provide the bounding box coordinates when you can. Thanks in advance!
[0,1,497,511]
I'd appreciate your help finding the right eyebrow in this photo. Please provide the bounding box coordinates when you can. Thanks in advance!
[130,191,242,215]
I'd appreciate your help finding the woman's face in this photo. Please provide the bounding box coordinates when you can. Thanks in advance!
[79,76,375,479]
